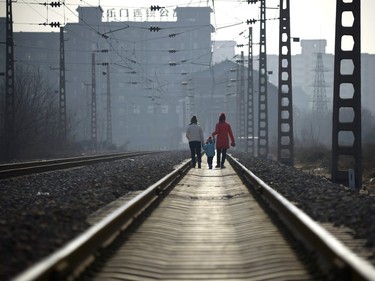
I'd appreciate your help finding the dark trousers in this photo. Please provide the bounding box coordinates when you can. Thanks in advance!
[189,141,202,167]
[216,148,227,166]
[207,156,214,168]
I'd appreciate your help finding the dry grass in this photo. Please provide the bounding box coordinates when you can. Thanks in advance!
[295,144,375,193]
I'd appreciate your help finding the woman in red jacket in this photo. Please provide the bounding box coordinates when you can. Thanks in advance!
[212,113,235,168]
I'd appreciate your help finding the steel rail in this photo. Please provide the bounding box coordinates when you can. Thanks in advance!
[11,158,191,281]
[228,154,375,281]
[0,151,156,179]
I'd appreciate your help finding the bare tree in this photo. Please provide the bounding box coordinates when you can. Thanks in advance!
[295,109,331,148]
[1,66,68,160]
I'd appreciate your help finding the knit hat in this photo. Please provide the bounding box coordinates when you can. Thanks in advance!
[191,115,198,124]
[219,112,226,122]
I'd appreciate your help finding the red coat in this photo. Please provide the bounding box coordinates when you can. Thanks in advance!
[212,121,235,149]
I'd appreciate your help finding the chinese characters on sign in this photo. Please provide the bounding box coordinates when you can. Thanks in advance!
[106,7,176,22]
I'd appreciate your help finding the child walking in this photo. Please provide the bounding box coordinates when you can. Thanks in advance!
[203,136,215,169]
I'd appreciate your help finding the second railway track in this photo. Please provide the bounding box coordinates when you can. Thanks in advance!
[11,155,375,281]
[0,151,156,179]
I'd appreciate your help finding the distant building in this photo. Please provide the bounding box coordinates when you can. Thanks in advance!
[1,6,214,150]
[2,8,374,152]
[255,39,375,114]
[361,53,375,113]
[184,59,278,146]
[212,40,236,64]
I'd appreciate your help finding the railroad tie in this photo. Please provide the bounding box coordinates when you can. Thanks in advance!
[91,159,312,280]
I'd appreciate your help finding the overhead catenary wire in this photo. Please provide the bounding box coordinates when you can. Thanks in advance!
[8,1,255,96]
[58,3,216,90]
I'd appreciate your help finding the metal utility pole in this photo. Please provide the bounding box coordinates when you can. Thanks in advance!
[106,63,112,144]
[312,52,328,113]
[59,26,67,142]
[258,0,268,158]
[4,0,15,160]
[91,53,97,151]
[238,51,246,151]
[246,27,255,156]
[332,0,361,188]
[277,0,294,165]
[235,61,240,143]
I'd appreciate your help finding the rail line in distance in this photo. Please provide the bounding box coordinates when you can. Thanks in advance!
[0,151,157,179]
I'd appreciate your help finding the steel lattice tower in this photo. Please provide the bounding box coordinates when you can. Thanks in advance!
[332,0,361,188]
[257,0,268,158]
[277,0,294,165]
[59,27,67,142]
[91,53,97,151]
[106,64,112,144]
[246,27,255,156]
[235,61,240,145]
[238,51,246,151]
[312,52,328,113]
[4,0,15,160]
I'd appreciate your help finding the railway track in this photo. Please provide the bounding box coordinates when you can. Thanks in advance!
[11,155,375,281]
[0,151,156,179]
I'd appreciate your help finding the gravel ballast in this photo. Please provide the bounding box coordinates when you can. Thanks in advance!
[231,152,375,266]
[1,150,374,280]
[0,151,189,280]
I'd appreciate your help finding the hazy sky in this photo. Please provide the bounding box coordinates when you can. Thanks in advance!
[3,0,375,55]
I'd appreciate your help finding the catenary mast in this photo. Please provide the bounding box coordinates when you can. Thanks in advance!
[277,0,294,165]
